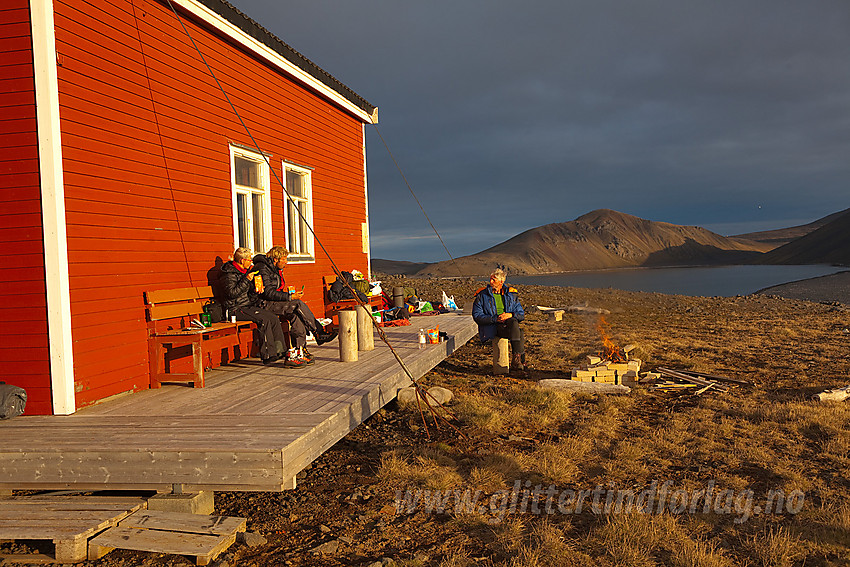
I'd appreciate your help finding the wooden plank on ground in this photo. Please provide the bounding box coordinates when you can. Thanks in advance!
[0,510,127,522]
[121,510,246,535]
[89,526,235,566]
[0,553,56,564]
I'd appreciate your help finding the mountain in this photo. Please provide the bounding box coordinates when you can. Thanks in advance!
[732,208,850,247]
[415,209,773,277]
[371,259,431,275]
[760,209,850,266]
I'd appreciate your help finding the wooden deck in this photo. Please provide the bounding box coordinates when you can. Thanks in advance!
[0,313,477,492]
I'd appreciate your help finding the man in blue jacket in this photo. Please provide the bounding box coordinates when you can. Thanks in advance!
[472,268,528,371]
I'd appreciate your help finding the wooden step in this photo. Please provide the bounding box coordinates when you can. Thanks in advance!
[0,495,147,563]
[89,510,247,565]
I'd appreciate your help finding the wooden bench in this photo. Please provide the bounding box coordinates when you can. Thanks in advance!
[322,274,383,321]
[145,286,256,389]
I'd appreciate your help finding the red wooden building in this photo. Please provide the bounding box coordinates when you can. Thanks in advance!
[1,0,378,415]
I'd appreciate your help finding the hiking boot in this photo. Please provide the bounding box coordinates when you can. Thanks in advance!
[511,353,528,371]
[283,356,308,369]
[262,353,283,365]
[301,347,315,362]
[315,329,338,346]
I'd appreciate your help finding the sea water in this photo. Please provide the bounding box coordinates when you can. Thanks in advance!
[509,265,846,298]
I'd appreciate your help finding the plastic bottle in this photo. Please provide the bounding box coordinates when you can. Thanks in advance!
[418,328,426,349]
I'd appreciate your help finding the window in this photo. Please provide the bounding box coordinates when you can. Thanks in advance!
[230,147,271,254]
[283,163,314,261]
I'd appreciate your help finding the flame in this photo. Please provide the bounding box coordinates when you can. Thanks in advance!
[596,315,625,362]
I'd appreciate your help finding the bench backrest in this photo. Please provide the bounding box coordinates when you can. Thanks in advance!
[145,286,214,322]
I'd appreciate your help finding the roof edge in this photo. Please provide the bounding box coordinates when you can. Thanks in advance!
[171,0,378,123]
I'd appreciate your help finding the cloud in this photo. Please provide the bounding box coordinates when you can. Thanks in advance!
[232,0,850,261]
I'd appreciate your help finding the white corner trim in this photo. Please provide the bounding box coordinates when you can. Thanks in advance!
[30,0,76,415]
[362,124,371,280]
[171,0,378,124]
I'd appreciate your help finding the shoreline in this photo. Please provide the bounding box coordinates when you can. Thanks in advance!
[754,269,850,304]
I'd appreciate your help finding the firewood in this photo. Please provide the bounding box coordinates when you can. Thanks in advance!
[657,367,729,393]
[686,370,752,386]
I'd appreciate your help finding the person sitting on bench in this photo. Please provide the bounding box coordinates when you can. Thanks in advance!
[472,268,528,371]
[253,246,338,362]
[221,247,303,367]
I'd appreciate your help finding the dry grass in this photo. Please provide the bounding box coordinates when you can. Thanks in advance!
[517,437,591,485]
[377,448,463,490]
[747,526,802,567]
[670,538,734,567]
[506,521,594,567]
[453,385,575,434]
[595,512,673,566]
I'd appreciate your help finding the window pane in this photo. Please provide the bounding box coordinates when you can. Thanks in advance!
[236,193,248,248]
[235,156,261,188]
[252,193,264,253]
[298,201,309,253]
[286,169,305,198]
[287,200,299,253]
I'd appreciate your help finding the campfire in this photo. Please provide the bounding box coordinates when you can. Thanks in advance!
[596,315,627,363]
[571,316,641,385]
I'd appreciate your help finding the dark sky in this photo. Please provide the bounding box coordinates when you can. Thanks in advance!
[228,0,850,262]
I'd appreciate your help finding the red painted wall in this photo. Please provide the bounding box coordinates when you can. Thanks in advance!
[0,2,53,415]
[53,0,370,409]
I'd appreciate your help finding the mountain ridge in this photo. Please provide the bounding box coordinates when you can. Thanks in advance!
[760,209,850,265]
[731,208,850,246]
[410,209,774,277]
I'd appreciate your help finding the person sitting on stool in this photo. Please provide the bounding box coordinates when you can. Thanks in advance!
[472,268,528,371]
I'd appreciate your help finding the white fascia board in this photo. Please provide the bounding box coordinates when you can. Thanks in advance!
[362,124,371,280]
[172,0,378,124]
[30,0,76,414]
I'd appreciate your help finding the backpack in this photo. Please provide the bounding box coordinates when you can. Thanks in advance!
[0,382,27,419]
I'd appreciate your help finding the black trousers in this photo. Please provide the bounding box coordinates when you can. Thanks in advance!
[232,306,286,361]
[495,317,524,356]
[262,299,320,348]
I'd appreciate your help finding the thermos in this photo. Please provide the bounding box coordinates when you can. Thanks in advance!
[392,287,405,309]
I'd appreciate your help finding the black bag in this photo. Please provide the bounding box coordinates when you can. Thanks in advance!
[0,382,26,419]
[204,300,226,323]
[381,306,410,322]
[329,271,369,303]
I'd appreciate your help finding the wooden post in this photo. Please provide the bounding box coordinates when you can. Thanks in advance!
[356,305,374,351]
[338,310,358,362]
[492,338,510,375]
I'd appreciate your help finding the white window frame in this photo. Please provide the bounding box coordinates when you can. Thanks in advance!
[283,161,315,263]
[230,146,273,255]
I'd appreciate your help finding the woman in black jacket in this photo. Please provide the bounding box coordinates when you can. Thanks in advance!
[252,246,337,360]
[221,247,289,365]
